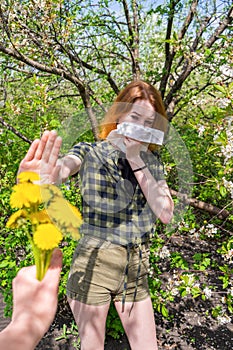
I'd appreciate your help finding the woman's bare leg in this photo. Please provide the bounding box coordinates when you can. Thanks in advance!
[115,296,158,350]
[68,298,110,350]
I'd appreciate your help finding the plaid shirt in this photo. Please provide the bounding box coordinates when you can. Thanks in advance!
[68,140,164,246]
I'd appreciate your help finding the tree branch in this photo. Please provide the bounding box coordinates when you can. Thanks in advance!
[0,44,101,138]
[159,0,179,97]
[205,5,233,48]
[170,189,230,219]
[164,4,232,117]
[122,0,140,79]
[0,116,32,144]
[159,0,198,97]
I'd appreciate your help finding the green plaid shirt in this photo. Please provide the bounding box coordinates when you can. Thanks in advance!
[68,141,164,246]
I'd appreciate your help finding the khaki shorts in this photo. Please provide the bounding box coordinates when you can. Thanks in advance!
[66,236,150,305]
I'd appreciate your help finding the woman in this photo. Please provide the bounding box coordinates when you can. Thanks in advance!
[18,80,174,350]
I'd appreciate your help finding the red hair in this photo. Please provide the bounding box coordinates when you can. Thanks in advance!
[99,80,168,149]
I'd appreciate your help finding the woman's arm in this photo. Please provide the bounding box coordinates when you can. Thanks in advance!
[57,155,81,183]
[125,138,174,224]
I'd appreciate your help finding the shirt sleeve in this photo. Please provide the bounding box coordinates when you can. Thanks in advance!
[67,142,94,162]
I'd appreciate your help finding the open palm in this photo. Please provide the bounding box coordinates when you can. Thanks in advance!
[18,131,63,184]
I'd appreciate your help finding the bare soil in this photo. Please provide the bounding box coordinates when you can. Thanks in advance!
[32,293,233,350]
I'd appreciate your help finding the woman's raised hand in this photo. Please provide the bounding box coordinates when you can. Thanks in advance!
[18,130,63,184]
[124,137,142,161]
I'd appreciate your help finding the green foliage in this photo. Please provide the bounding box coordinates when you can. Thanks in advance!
[192,253,211,271]
[55,321,79,343]
[106,303,124,339]
[0,1,232,341]
[170,252,189,270]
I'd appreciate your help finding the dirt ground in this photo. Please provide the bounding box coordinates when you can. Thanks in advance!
[1,293,232,350]
[32,296,233,350]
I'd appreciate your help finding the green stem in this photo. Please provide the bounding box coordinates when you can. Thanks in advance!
[32,244,42,281]
[33,245,53,281]
[44,250,53,275]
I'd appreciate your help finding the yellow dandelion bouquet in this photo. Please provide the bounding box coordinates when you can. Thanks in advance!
[7,171,82,280]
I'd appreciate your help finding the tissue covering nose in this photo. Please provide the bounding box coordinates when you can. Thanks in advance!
[116,122,164,145]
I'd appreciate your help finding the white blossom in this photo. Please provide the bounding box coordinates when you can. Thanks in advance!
[205,223,218,237]
[159,246,171,259]
[197,124,205,137]
[223,177,233,199]
[193,231,200,239]
[224,249,233,262]
[221,296,226,304]
[203,287,212,299]
[218,98,231,108]
[170,287,179,296]
[148,266,154,277]
[217,314,231,325]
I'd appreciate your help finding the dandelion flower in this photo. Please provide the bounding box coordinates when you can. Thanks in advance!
[10,183,42,208]
[6,209,27,228]
[40,184,63,203]
[30,210,51,225]
[10,184,31,208]
[26,183,42,204]
[46,198,82,228]
[66,202,82,227]
[46,197,68,221]
[64,224,81,240]
[17,171,40,183]
[33,223,63,250]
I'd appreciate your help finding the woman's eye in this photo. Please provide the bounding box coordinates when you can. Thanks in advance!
[145,121,153,126]
[130,114,139,120]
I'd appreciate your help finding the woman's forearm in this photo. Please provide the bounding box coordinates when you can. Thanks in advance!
[128,157,174,223]
[56,155,81,183]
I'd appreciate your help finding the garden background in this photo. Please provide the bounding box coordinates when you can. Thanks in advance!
[0,1,232,349]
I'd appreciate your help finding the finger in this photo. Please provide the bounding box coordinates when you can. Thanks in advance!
[49,248,63,269]
[43,249,62,288]
[23,139,40,162]
[12,265,37,293]
[13,265,34,282]
[42,130,58,163]
[48,136,62,167]
[34,130,51,160]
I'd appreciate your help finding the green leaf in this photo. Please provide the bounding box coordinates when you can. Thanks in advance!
[161,305,169,318]
[213,84,226,94]
[219,185,227,197]
[0,260,10,268]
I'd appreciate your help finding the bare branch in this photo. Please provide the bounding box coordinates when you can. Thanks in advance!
[122,0,140,79]
[0,115,32,144]
[170,189,230,219]
[164,5,233,117]
[122,0,134,44]
[160,0,198,97]
[205,5,233,48]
